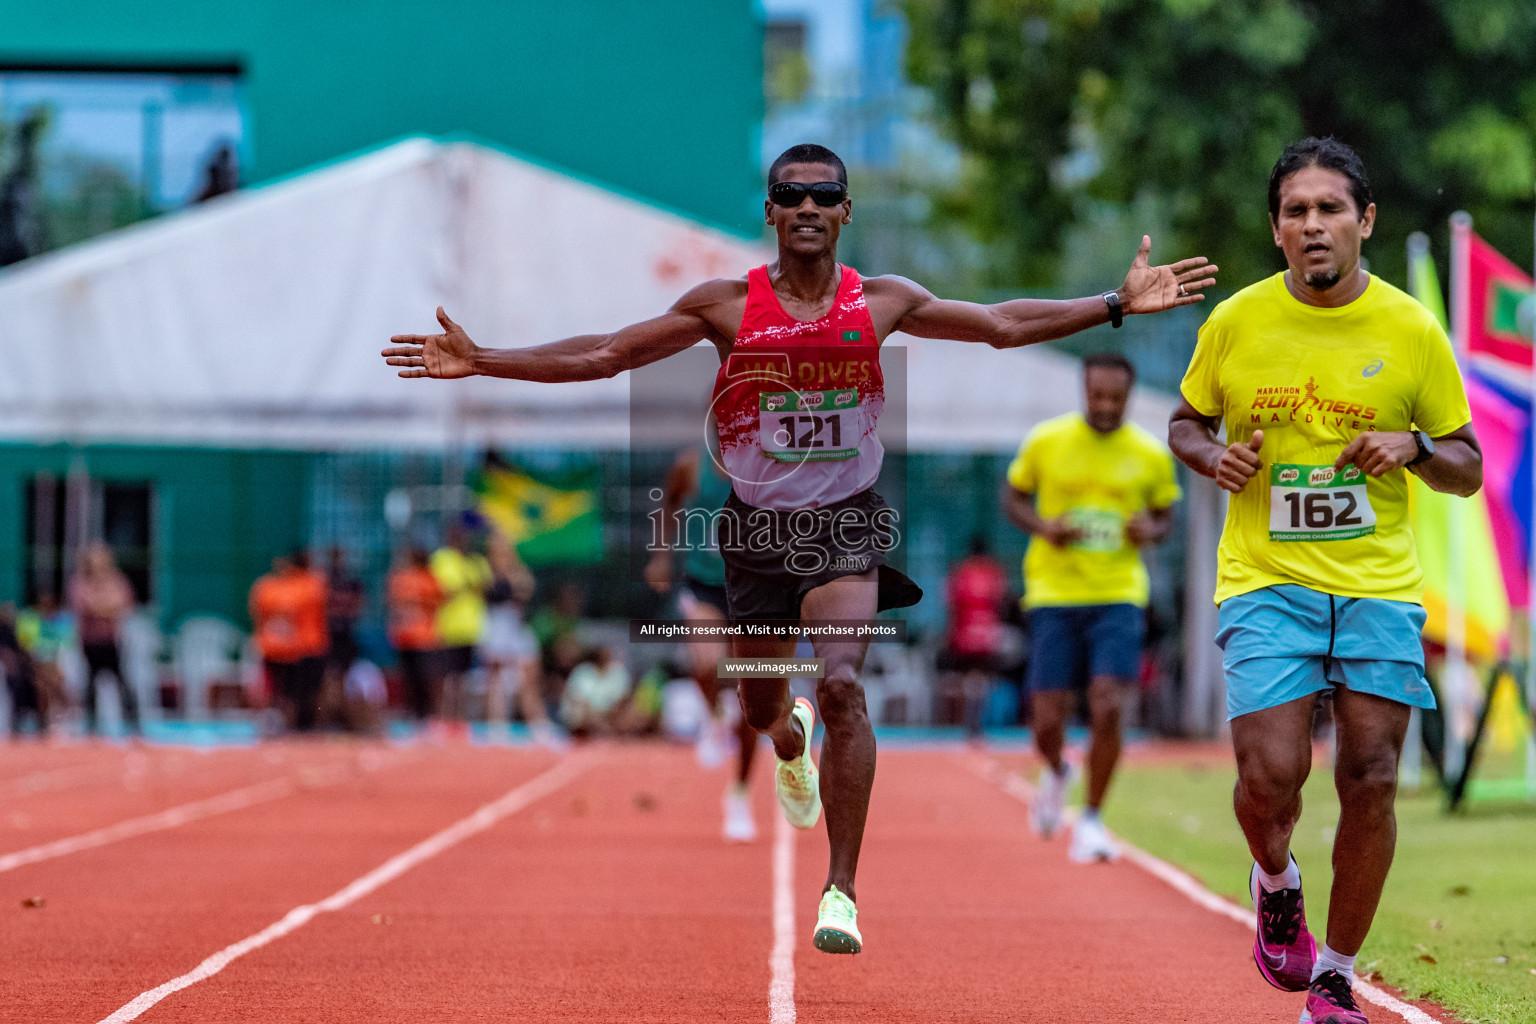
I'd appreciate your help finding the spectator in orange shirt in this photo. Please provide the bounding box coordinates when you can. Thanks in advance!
[250,550,330,732]
[388,547,444,722]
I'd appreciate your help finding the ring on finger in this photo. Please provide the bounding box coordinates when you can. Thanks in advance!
[1179,284,1188,296]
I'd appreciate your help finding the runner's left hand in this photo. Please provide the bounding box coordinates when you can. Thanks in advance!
[1336,431,1418,476]
[1118,236,1219,314]
[1124,511,1161,547]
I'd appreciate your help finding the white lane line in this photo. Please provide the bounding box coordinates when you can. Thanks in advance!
[96,754,589,1024]
[0,778,296,874]
[0,758,125,801]
[769,811,797,1024]
[966,755,1447,1024]
[0,753,411,875]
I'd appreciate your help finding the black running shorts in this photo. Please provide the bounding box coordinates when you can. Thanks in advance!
[718,487,923,623]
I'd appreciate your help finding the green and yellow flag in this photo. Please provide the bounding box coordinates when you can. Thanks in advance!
[475,458,603,565]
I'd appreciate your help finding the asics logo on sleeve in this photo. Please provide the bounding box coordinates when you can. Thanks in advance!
[1362,360,1383,377]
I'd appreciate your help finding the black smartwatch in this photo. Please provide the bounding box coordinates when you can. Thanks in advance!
[1101,290,1123,329]
[1407,429,1436,467]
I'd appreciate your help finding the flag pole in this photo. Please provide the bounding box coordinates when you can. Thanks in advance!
[1403,232,1434,790]
[1447,211,1474,783]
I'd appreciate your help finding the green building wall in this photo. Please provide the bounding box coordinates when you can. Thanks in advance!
[0,1,764,235]
[0,445,311,629]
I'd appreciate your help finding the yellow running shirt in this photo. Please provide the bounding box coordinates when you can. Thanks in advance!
[1006,413,1182,608]
[1181,272,1472,605]
[430,547,492,648]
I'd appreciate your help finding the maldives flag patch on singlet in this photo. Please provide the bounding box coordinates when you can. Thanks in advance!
[712,265,885,511]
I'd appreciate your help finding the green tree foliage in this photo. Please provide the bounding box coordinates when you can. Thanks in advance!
[903,0,1536,290]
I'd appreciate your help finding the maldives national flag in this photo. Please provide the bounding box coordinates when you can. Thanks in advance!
[1464,232,1535,374]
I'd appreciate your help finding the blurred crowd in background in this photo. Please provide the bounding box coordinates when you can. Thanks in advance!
[0,517,1180,745]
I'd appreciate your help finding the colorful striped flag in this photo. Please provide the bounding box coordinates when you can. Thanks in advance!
[1407,237,1510,659]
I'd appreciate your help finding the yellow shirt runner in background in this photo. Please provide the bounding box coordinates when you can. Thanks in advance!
[1181,272,1472,605]
[431,547,492,648]
[1007,412,1182,608]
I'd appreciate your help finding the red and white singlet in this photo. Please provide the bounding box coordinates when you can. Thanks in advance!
[711,265,884,510]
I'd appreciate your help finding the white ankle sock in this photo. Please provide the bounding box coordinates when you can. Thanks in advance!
[1311,943,1357,983]
[1079,807,1100,824]
[1258,854,1301,892]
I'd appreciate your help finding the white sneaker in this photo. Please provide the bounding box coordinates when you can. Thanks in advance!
[1031,764,1068,839]
[722,782,757,843]
[696,716,726,770]
[774,698,822,829]
[1069,813,1119,863]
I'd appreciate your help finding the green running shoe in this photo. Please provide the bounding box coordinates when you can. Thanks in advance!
[775,698,822,829]
[814,885,862,954]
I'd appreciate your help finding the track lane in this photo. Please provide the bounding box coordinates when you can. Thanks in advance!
[0,745,373,846]
[791,749,1303,1022]
[141,744,775,1024]
[3,743,560,1023]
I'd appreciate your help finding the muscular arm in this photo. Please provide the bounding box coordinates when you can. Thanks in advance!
[1168,399,1235,482]
[384,280,738,382]
[1413,425,1482,496]
[878,236,1216,348]
[1336,423,1482,497]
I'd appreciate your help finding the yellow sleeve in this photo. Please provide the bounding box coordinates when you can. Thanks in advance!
[1146,444,1183,510]
[1179,315,1226,418]
[1005,432,1040,492]
[1411,321,1473,437]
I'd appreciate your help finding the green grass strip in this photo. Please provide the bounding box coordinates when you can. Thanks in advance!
[1102,759,1536,1024]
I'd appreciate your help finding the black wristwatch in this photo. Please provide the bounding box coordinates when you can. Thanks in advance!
[1101,290,1123,329]
[1407,429,1436,467]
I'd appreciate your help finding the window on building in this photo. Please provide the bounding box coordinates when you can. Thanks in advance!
[24,474,155,607]
[0,66,244,265]
[764,20,811,106]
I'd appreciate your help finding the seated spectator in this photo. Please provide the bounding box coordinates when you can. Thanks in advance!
[342,659,389,735]
[16,591,73,731]
[559,646,631,737]
[1,603,45,738]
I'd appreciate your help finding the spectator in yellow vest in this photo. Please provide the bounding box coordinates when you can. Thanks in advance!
[431,522,492,723]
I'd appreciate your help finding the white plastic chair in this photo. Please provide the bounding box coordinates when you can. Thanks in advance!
[120,611,165,722]
[174,616,246,719]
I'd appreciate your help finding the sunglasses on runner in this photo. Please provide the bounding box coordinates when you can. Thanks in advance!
[768,181,848,207]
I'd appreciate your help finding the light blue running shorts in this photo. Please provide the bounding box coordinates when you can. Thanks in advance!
[1215,584,1435,721]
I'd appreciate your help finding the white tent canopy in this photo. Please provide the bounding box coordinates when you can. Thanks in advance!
[0,138,1174,452]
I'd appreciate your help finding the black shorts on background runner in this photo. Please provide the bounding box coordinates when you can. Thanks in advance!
[719,487,922,622]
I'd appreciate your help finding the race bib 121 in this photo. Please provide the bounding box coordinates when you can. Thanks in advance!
[759,389,862,461]
[1268,463,1376,542]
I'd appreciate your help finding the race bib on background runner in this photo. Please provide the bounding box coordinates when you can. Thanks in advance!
[1268,463,1376,542]
[759,389,862,461]
[1066,507,1125,553]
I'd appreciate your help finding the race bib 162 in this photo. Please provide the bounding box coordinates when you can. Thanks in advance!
[1268,463,1376,542]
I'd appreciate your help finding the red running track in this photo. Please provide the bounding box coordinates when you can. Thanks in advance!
[0,740,1441,1023]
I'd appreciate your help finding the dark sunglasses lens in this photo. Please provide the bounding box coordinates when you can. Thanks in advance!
[769,182,808,206]
[809,183,846,206]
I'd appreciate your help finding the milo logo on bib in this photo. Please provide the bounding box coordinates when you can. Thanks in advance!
[1268,462,1375,542]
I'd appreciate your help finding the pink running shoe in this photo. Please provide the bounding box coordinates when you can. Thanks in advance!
[1299,969,1368,1024]
[1249,860,1317,992]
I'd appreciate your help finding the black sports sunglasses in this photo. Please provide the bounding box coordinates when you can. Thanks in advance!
[768,181,848,207]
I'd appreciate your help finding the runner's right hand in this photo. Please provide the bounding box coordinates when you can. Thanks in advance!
[383,306,479,379]
[1215,430,1264,493]
[1039,518,1085,547]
